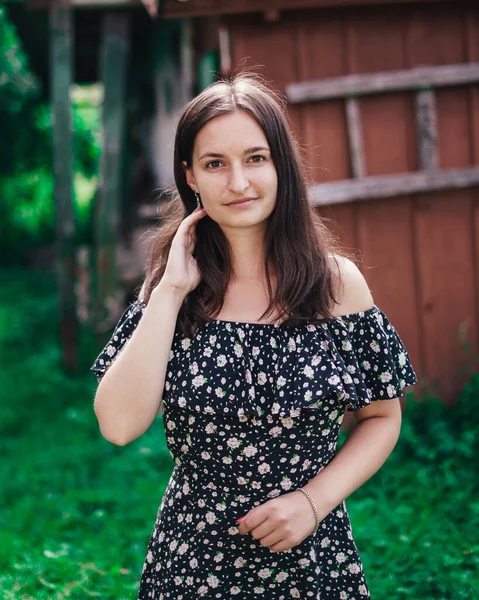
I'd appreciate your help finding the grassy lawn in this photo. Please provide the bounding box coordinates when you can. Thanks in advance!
[0,267,477,599]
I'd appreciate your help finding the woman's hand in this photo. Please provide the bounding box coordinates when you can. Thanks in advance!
[236,490,326,552]
[160,207,207,297]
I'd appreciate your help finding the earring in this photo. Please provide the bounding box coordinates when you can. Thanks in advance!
[195,191,202,209]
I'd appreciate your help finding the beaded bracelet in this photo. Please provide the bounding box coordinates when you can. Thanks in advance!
[297,487,320,534]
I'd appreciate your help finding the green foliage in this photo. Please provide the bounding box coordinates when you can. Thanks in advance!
[0,9,101,263]
[0,267,478,599]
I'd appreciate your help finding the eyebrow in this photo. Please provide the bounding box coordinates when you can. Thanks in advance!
[198,146,271,161]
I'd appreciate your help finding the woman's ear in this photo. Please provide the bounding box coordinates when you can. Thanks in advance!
[183,161,197,192]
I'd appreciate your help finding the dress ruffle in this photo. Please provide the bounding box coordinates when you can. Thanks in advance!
[90,301,417,417]
[90,300,146,382]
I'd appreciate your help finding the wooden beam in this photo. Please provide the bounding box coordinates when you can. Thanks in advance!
[50,0,79,374]
[161,0,452,20]
[25,0,143,9]
[309,167,479,205]
[415,88,438,172]
[93,12,130,328]
[345,97,366,178]
[286,63,479,104]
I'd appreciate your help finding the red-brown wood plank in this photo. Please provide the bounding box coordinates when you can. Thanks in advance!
[406,4,478,402]
[296,13,350,181]
[404,4,467,67]
[413,191,477,403]
[436,87,473,169]
[316,203,358,254]
[344,4,420,394]
[356,197,421,380]
[227,13,302,137]
[466,7,479,370]
[346,6,417,175]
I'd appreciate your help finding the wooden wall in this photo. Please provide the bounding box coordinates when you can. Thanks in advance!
[225,2,479,403]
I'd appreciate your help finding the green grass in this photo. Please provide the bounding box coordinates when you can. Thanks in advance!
[0,267,477,599]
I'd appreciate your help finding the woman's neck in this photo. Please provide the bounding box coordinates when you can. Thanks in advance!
[224,226,267,281]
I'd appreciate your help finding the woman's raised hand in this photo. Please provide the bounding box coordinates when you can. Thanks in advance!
[160,207,207,298]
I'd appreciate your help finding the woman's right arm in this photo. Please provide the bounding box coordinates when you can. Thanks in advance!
[93,207,206,446]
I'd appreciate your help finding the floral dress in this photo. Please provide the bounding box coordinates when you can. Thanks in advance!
[91,300,417,600]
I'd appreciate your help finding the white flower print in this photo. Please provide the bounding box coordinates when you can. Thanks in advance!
[120,300,417,599]
[269,426,282,437]
[192,375,207,388]
[227,437,241,449]
[298,558,310,568]
[359,584,369,595]
[189,361,199,374]
[258,372,267,385]
[379,370,392,382]
[243,445,258,457]
[387,384,397,398]
[105,344,116,357]
[321,537,331,547]
[206,512,216,524]
[303,365,314,379]
[258,568,273,578]
[234,557,246,568]
[348,563,361,574]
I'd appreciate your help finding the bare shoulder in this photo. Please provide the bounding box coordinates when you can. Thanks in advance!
[327,254,375,317]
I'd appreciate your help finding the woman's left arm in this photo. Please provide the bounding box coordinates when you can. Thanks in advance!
[301,398,402,518]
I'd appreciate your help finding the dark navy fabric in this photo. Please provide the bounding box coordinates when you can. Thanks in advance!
[91,300,417,599]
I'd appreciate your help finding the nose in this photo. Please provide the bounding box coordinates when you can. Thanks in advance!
[227,163,249,195]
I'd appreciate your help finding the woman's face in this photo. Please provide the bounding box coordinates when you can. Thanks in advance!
[183,110,278,231]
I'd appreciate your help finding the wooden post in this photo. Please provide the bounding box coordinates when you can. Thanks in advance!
[50,0,78,374]
[345,96,366,178]
[93,12,130,332]
[415,87,438,172]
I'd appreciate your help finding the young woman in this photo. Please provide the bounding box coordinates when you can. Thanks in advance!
[91,73,417,599]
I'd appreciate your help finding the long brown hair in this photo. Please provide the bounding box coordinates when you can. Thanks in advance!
[141,72,343,335]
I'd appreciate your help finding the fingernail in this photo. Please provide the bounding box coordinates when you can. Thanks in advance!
[236,517,245,523]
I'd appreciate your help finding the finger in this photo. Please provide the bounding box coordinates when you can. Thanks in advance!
[256,530,284,550]
[183,207,206,227]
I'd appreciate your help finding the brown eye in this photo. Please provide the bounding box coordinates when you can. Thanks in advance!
[206,160,222,169]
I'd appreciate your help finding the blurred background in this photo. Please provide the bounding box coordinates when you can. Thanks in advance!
[1,0,478,598]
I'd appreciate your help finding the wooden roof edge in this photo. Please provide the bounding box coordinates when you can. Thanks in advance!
[161,0,458,20]
[17,0,158,15]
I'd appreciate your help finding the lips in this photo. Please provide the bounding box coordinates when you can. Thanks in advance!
[226,197,258,206]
